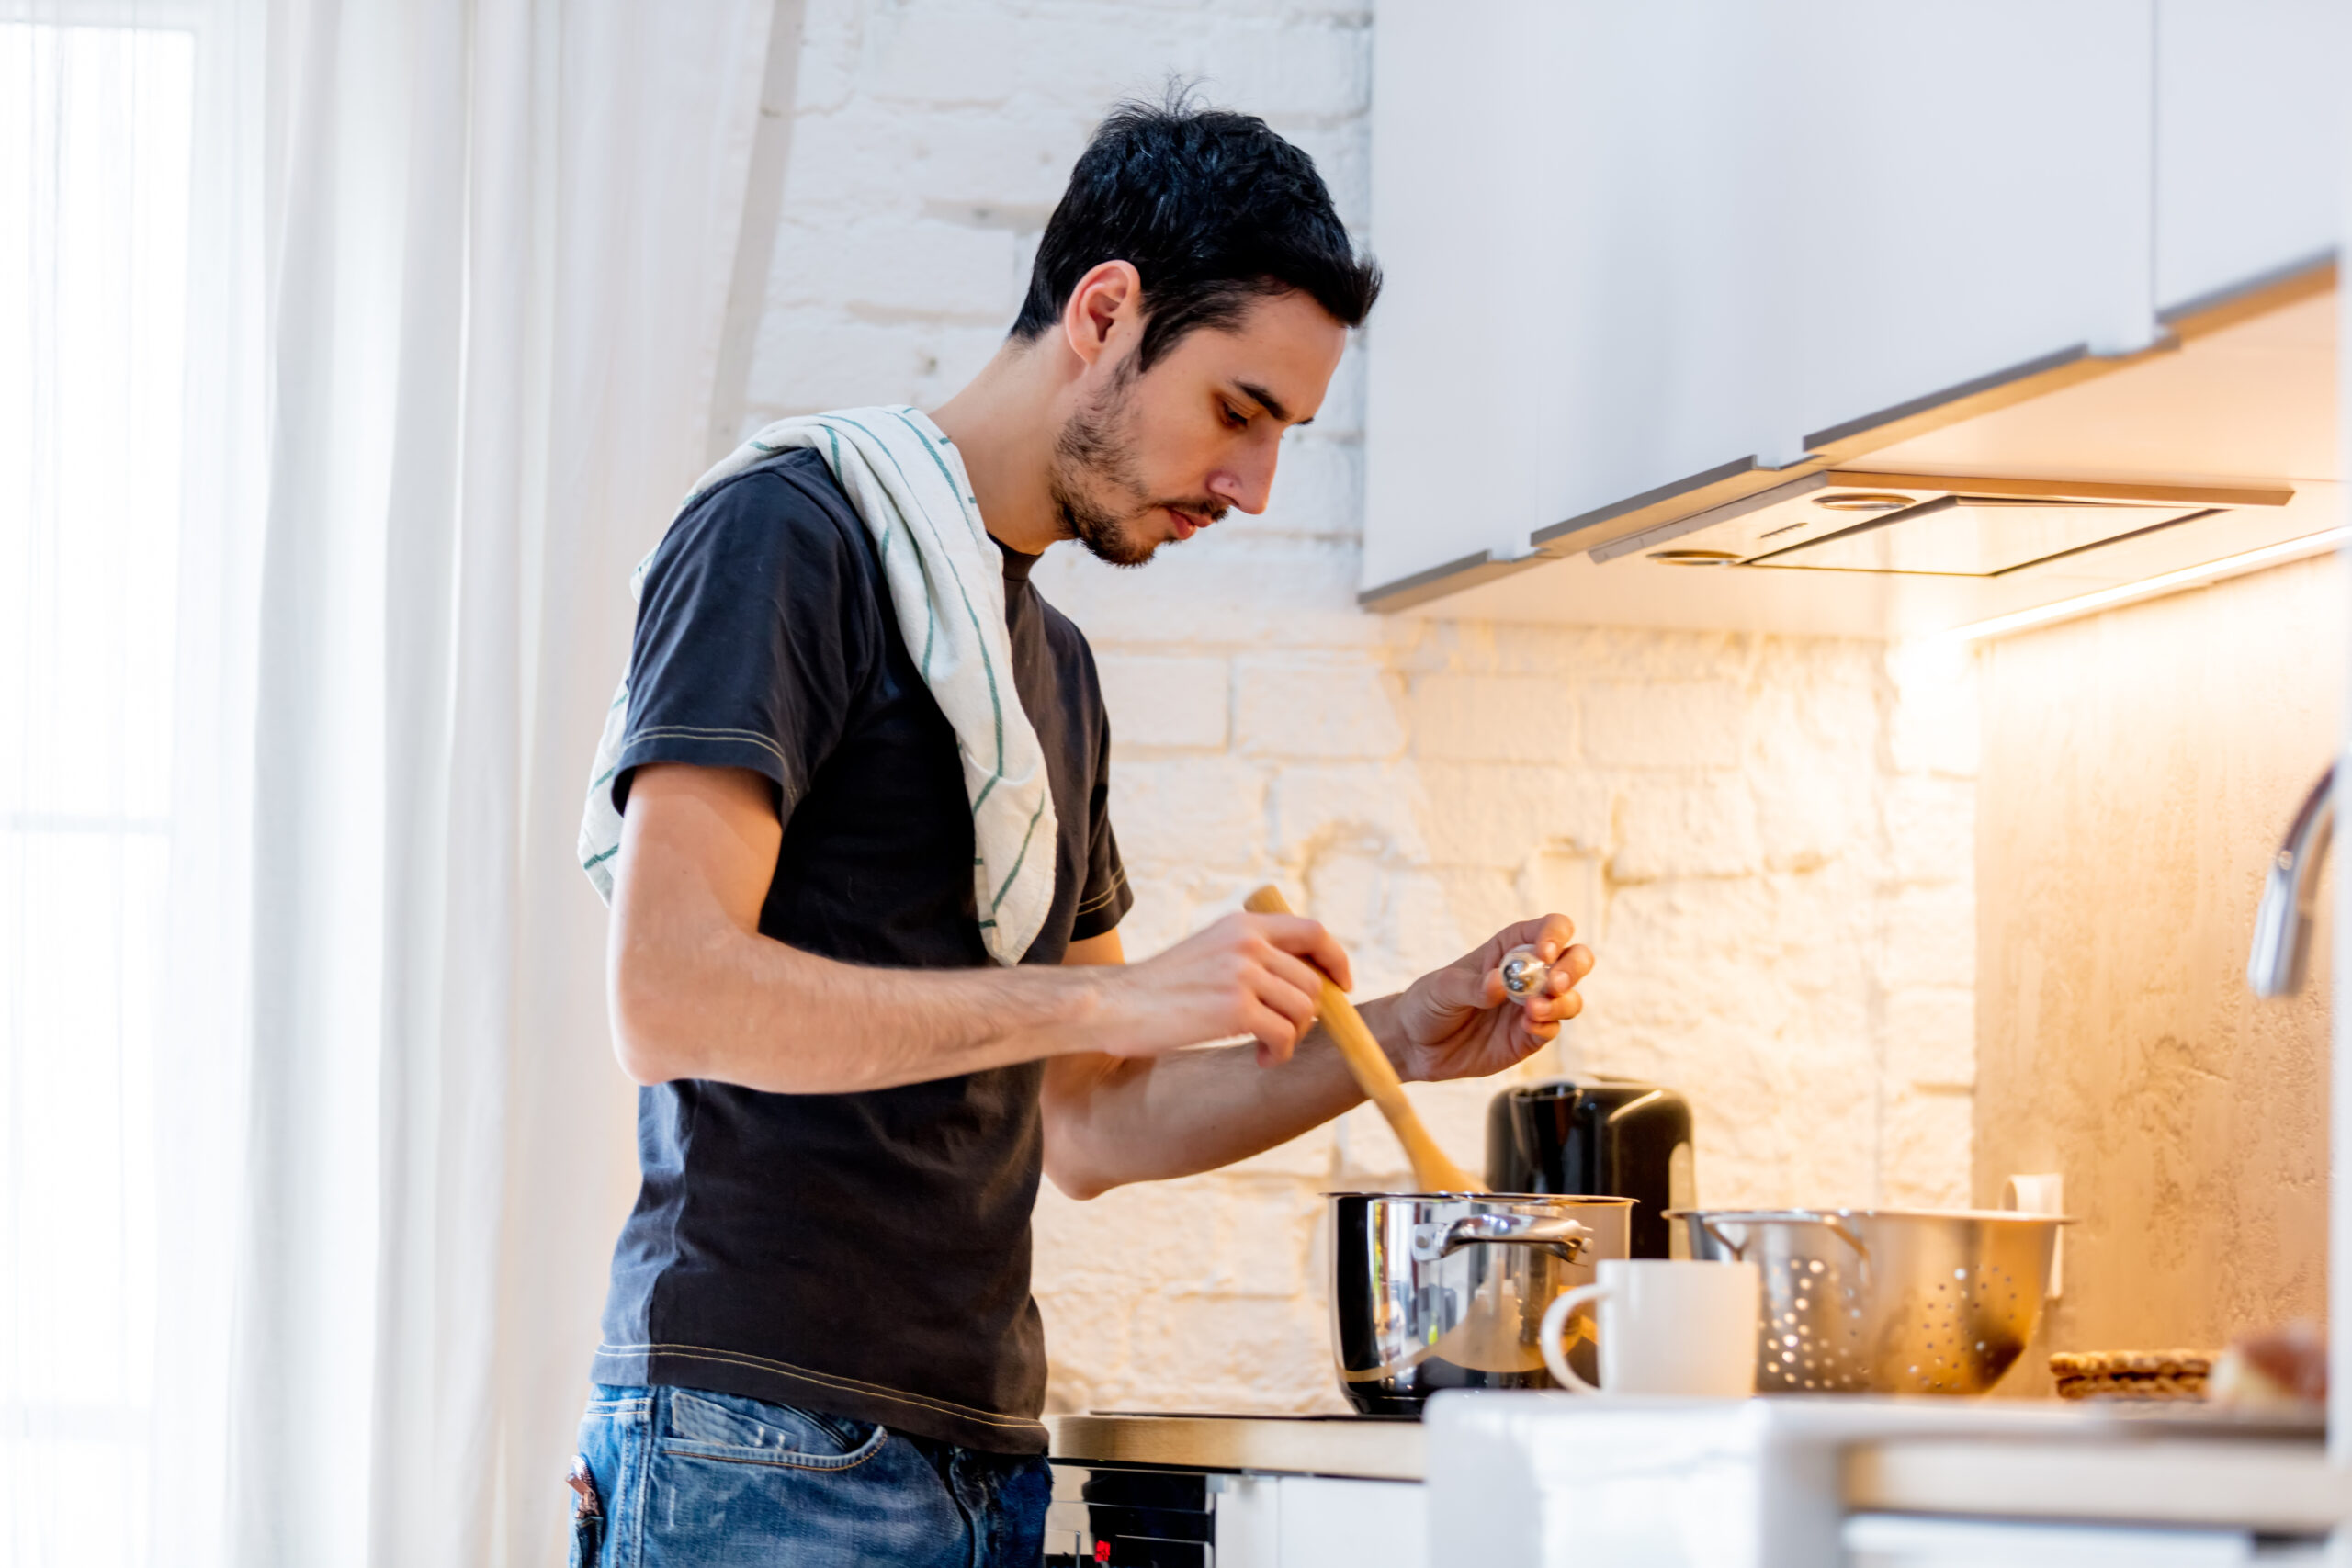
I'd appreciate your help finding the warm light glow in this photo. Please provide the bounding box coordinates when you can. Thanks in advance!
[1928,527,2352,646]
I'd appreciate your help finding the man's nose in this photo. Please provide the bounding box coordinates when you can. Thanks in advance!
[1206,446,1279,515]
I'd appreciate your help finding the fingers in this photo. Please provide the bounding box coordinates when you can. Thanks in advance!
[1114,911,1339,1064]
[1216,912,1325,1064]
[1492,996,1566,1068]
[1525,986,1585,1025]
[1518,943,1596,1022]
[1454,913,1577,978]
[1250,949,1326,1034]
[1242,994,1306,1065]
[1505,907,1580,968]
[1463,931,1595,1030]
[1501,975,1577,1052]
[1250,912,1352,993]
[1253,940,1332,1013]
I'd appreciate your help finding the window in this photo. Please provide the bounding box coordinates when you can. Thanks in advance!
[1,19,196,1565]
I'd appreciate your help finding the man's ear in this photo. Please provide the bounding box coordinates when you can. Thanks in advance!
[1061,260,1142,369]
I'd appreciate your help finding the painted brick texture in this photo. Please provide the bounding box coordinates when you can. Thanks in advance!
[747,0,1977,1417]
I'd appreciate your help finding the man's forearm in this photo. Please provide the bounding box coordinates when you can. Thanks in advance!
[613,919,1130,1093]
[1041,994,1403,1197]
[610,764,1358,1097]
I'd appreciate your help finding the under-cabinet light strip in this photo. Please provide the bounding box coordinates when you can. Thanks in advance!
[1935,526,2351,645]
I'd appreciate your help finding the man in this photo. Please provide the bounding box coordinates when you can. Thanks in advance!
[568,97,1596,1565]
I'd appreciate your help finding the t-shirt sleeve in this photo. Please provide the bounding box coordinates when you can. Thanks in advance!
[608,466,867,824]
[1069,701,1133,942]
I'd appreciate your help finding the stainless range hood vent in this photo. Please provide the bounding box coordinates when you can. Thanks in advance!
[1588,470,2291,579]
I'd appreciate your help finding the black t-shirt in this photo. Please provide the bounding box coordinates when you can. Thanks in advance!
[591,447,1131,1454]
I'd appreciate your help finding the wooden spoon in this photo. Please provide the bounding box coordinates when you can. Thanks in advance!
[1244,884,1486,1193]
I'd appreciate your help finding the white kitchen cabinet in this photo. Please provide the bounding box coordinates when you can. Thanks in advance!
[1226,1475,1424,1568]
[1363,2,1787,592]
[1363,1,2342,617]
[2154,0,2346,317]
[1365,1,2155,601]
[1780,7,2156,447]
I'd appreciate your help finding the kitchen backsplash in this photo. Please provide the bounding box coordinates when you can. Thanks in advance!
[1026,565,1979,1413]
[1975,552,2341,1396]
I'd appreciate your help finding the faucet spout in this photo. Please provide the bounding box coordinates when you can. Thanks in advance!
[2249,761,2336,998]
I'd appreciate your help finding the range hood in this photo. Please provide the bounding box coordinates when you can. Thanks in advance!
[1362,263,2341,640]
[1593,470,2290,579]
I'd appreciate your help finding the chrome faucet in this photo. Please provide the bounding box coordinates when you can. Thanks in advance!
[2249,761,2336,998]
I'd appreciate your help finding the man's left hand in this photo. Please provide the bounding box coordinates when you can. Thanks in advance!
[1385,915,1595,1084]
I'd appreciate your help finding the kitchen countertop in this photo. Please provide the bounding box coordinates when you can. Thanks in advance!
[1045,1412,1425,1482]
[1441,1394,2342,1537]
[1051,1400,2340,1530]
[1849,1418,2343,1532]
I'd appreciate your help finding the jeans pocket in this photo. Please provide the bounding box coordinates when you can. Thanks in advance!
[568,1506,603,1568]
[659,1387,888,1472]
[573,1392,650,1568]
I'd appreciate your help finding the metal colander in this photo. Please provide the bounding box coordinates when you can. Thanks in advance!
[1670,1208,2067,1395]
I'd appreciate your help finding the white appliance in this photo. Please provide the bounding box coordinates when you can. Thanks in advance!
[1421,1393,2336,1567]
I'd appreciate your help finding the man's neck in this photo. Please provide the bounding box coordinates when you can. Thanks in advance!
[929,339,1072,556]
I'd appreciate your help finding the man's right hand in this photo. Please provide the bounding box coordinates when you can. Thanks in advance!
[1098,910,1351,1066]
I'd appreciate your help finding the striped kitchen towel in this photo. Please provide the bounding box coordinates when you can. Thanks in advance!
[577,406,1057,967]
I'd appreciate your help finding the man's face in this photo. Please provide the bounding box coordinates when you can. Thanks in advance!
[1049,288,1349,567]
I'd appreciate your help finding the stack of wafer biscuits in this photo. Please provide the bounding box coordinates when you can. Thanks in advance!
[2050,1349,2212,1401]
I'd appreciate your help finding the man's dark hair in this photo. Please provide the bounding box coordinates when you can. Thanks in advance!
[1011,92,1381,370]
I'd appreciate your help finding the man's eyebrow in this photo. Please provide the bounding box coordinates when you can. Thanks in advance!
[1234,380,1309,426]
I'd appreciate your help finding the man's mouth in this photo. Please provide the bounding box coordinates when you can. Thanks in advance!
[1161,506,1215,541]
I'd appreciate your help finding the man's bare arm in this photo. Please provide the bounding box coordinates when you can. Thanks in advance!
[606,763,1352,1093]
[1041,921,1594,1199]
[1040,931,1375,1198]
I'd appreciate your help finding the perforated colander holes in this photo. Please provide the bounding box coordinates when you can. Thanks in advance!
[1982,1264,2019,1310]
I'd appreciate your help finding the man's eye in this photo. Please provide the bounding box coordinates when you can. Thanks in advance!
[1219,402,1249,429]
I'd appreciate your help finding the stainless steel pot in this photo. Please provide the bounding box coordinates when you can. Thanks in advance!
[1672,1207,2068,1394]
[1327,1191,1635,1413]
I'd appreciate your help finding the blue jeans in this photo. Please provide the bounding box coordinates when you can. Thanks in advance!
[569,1384,1051,1567]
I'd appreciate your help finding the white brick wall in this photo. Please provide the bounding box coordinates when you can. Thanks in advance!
[745,0,1978,1417]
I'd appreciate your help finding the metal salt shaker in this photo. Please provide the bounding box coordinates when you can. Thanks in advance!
[1499,943,1549,1005]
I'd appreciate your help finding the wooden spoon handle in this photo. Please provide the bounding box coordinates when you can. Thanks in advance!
[1244,885,1486,1193]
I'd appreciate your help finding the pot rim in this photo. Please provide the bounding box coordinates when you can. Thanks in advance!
[1666,1205,2075,1224]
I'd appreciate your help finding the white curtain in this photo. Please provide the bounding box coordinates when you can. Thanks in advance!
[6,16,215,1568]
[234,1,779,1562]
[4,1,781,1563]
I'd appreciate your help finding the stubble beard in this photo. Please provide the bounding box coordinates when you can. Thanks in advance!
[1048,367,1225,569]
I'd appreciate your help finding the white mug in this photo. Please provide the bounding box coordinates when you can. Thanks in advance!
[1541,1258,1761,1397]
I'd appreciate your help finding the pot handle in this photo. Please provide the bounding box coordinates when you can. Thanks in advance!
[1541,1284,1608,1393]
[1682,1211,1871,1264]
[1441,1213,1591,1263]
[1691,1213,1746,1261]
[1815,1213,1871,1259]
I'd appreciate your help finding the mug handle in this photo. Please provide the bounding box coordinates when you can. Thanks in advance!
[1541,1283,1609,1393]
